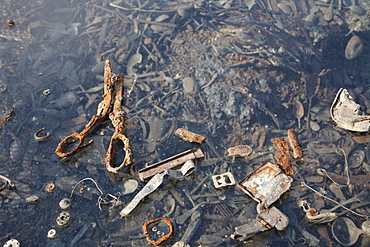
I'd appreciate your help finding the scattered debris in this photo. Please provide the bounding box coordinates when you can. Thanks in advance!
[330,88,370,132]
[6,20,15,29]
[212,172,235,188]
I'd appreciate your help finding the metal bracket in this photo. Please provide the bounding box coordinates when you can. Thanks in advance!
[138,149,204,181]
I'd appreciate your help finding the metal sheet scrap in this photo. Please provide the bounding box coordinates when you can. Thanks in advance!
[238,162,293,208]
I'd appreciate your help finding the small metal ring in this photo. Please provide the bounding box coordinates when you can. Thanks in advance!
[34,127,51,141]
[47,229,57,238]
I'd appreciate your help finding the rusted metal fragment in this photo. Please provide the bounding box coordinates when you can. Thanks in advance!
[143,217,174,246]
[287,129,303,159]
[238,162,293,208]
[0,109,14,127]
[106,73,132,173]
[232,206,289,241]
[256,205,289,230]
[271,137,294,176]
[212,172,235,188]
[330,88,370,132]
[227,145,252,158]
[175,128,206,144]
[232,218,268,241]
[34,127,51,141]
[138,149,204,181]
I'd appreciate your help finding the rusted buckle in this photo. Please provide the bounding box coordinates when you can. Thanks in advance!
[143,217,174,246]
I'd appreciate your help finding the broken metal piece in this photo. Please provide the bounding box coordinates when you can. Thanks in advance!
[34,127,51,141]
[271,137,294,176]
[56,211,71,227]
[232,205,289,241]
[0,175,16,189]
[227,145,252,158]
[106,73,133,173]
[143,217,174,246]
[175,128,206,144]
[138,149,204,181]
[287,129,303,159]
[298,199,337,223]
[232,218,268,241]
[120,172,167,216]
[256,205,289,231]
[238,162,293,208]
[212,172,235,188]
[121,163,196,217]
[330,88,370,132]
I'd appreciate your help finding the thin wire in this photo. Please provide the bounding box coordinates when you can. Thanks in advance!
[70,178,105,210]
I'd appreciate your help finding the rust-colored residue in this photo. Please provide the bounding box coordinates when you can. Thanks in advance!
[143,217,174,246]
[271,137,294,176]
[175,128,206,144]
[0,109,14,127]
[287,129,303,159]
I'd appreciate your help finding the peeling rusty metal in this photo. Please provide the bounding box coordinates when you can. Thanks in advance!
[271,137,294,176]
[175,128,206,144]
[55,60,132,173]
[138,149,204,181]
[287,129,303,159]
[238,162,293,208]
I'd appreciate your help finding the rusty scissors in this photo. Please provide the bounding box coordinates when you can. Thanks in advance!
[55,60,132,173]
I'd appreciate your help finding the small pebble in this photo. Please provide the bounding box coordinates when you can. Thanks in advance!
[26,195,40,203]
[182,77,198,94]
[345,35,363,60]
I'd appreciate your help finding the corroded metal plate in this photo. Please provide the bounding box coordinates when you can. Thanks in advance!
[238,162,293,207]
